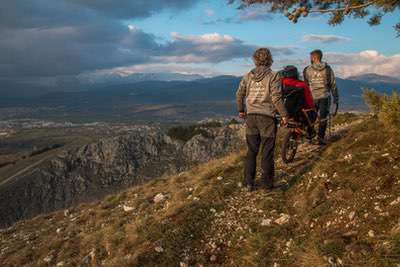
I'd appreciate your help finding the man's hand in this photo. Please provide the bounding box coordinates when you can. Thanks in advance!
[281,116,289,126]
[239,112,246,119]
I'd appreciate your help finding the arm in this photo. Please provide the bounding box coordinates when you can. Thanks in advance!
[303,67,309,85]
[236,75,248,115]
[270,72,289,118]
[328,67,339,104]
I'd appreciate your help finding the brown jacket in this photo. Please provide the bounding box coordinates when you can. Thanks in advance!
[236,66,288,117]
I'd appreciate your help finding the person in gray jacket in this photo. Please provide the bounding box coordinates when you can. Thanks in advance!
[236,48,289,192]
[303,49,339,145]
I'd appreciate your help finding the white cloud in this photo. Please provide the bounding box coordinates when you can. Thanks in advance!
[325,50,400,78]
[171,32,235,44]
[275,50,400,78]
[303,34,351,43]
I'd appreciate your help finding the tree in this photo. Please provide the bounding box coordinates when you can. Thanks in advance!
[230,0,400,36]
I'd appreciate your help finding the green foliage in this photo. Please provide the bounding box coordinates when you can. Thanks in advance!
[363,88,383,114]
[167,125,212,142]
[379,92,400,131]
[363,89,400,132]
[318,238,346,258]
[231,1,400,35]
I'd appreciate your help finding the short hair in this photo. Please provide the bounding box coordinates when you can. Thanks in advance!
[310,49,323,60]
[253,48,273,67]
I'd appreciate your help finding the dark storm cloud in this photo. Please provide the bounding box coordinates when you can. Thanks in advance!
[0,0,199,29]
[0,0,295,78]
[66,0,200,19]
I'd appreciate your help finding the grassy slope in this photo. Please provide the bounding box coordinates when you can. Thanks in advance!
[0,114,399,267]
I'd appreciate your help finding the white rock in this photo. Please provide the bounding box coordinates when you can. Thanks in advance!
[56,228,62,234]
[154,193,166,203]
[390,197,400,206]
[210,208,217,213]
[349,211,356,221]
[155,246,164,253]
[44,255,53,263]
[210,255,217,262]
[368,230,375,237]
[123,205,134,212]
[180,262,188,267]
[217,176,223,181]
[261,219,272,226]
[56,262,65,267]
[344,154,353,161]
[275,214,290,225]
[273,263,280,267]
[193,197,200,201]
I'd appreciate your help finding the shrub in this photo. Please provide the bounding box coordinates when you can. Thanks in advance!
[378,92,400,131]
[363,89,400,132]
[167,125,211,142]
[363,88,383,115]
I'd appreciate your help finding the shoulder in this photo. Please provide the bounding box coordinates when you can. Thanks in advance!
[270,70,281,79]
[325,63,333,71]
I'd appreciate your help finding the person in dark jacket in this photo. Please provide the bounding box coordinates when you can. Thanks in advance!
[236,48,289,192]
[281,65,316,139]
[303,49,339,145]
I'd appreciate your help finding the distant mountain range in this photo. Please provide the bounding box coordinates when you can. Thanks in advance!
[348,73,400,85]
[0,73,399,123]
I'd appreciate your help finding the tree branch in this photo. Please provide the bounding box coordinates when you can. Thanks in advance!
[308,1,377,14]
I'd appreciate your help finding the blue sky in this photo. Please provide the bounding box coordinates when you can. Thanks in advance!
[130,1,399,77]
[1,0,399,81]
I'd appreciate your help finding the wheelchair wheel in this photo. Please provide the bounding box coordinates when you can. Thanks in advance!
[282,131,298,163]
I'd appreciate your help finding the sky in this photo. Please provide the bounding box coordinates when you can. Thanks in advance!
[0,0,399,84]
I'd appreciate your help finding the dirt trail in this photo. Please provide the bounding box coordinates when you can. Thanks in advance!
[0,154,54,187]
[200,119,363,265]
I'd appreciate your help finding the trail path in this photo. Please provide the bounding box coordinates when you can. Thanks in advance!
[0,154,55,187]
[200,119,363,265]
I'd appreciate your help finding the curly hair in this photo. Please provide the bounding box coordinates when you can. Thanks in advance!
[252,48,273,67]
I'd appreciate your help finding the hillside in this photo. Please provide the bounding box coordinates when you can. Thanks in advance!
[0,122,245,228]
[1,109,399,266]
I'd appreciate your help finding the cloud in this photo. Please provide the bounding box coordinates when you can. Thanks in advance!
[203,5,271,25]
[0,0,200,30]
[324,50,400,78]
[0,1,295,79]
[277,50,400,78]
[303,34,351,43]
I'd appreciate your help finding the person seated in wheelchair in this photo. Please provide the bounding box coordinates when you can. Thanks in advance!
[280,65,317,139]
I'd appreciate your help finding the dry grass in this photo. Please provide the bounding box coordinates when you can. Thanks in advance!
[1,113,400,266]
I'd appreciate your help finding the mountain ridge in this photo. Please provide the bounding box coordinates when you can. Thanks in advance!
[1,114,399,266]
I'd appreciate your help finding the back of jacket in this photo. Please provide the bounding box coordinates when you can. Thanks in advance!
[236,66,288,118]
[303,62,338,101]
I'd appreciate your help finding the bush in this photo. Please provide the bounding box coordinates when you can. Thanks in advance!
[363,89,400,132]
[378,92,400,131]
[167,125,211,142]
[363,88,383,115]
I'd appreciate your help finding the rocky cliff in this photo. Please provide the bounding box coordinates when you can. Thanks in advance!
[0,124,245,228]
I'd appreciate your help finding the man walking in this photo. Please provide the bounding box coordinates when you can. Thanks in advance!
[236,48,289,192]
[303,49,339,145]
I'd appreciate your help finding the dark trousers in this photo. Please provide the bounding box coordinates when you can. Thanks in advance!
[315,97,331,139]
[244,115,277,187]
